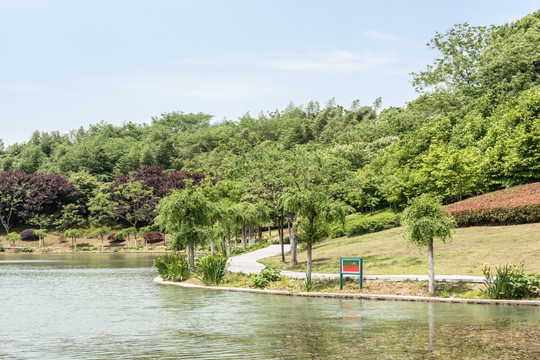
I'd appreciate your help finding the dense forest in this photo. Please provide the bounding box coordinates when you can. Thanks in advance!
[0,11,539,247]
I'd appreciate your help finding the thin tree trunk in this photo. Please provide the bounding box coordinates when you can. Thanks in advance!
[210,220,215,256]
[287,220,291,243]
[226,226,231,256]
[268,225,271,243]
[279,216,285,262]
[258,226,262,242]
[290,219,298,266]
[428,239,435,294]
[101,234,104,251]
[134,229,138,247]
[248,224,255,246]
[241,224,246,249]
[188,243,195,273]
[306,242,312,286]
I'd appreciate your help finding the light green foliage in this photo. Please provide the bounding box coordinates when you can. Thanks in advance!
[196,254,229,285]
[5,232,20,247]
[154,252,190,282]
[21,247,33,253]
[402,195,455,247]
[55,204,86,231]
[482,262,540,299]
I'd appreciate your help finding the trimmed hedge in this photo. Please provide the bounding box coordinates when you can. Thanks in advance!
[450,205,540,227]
[19,229,38,241]
[446,182,540,226]
[330,211,400,238]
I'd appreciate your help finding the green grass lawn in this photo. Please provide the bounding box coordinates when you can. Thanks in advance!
[260,223,540,276]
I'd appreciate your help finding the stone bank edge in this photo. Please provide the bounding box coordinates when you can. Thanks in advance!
[153,276,540,306]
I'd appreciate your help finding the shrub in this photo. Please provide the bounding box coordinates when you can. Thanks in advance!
[144,231,165,244]
[446,182,540,226]
[250,266,282,288]
[22,247,34,253]
[344,211,400,237]
[154,252,190,282]
[482,262,540,299]
[259,267,281,282]
[0,243,4,252]
[196,254,229,285]
[250,276,269,288]
[107,231,125,242]
[20,229,38,241]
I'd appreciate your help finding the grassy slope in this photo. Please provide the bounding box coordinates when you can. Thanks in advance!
[260,223,540,276]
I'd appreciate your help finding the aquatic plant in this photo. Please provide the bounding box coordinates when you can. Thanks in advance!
[482,262,540,299]
[154,252,190,282]
[196,254,229,285]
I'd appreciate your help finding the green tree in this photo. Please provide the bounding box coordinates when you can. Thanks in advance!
[5,232,20,247]
[64,229,81,251]
[283,147,351,285]
[401,195,456,294]
[155,182,211,272]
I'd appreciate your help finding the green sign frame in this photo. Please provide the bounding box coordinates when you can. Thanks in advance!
[340,257,363,290]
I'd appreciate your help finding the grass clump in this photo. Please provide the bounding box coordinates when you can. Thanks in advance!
[154,252,190,282]
[21,247,34,253]
[196,254,229,285]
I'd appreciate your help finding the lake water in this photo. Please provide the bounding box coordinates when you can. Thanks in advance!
[1,253,539,359]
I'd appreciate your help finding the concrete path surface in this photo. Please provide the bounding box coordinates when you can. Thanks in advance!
[228,244,485,283]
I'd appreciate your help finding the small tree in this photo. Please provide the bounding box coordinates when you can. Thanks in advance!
[65,229,81,251]
[402,194,456,294]
[155,182,211,272]
[5,232,21,247]
[29,214,54,248]
[33,229,48,248]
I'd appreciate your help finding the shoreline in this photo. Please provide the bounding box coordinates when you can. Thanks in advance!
[153,276,540,306]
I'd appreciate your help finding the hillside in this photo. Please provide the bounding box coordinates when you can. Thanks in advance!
[261,223,540,276]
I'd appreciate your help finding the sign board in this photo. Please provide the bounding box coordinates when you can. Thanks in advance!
[340,257,363,290]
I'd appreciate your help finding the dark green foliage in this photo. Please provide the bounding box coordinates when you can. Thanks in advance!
[250,267,282,288]
[19,228,37,241]
[107,231,124,241]
[0,243,4,252]
[21,247,34,252]
[340,211,400,237]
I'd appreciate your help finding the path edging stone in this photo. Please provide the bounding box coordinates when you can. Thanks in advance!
[153,276,540,307]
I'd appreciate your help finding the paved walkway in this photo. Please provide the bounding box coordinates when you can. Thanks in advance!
[228,244,485,283]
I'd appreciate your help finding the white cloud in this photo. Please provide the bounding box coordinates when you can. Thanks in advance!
[183,50,398,73]
[362,31,401,41]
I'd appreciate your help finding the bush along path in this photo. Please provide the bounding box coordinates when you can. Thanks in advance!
[227,244,485,283]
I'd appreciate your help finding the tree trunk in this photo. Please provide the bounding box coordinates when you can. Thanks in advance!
[290,221,298,266]
[258,226,262,242]
[248,224,255,246]
[306,242,312,286]
[268,225,271,243]
[241,224,246,249]
[428,239,435,294]
[101,234,104,251]
[210,221,215,256]
[226,226,231,256]
[134,230,138,247]
[278,216,285,262]
[188,243,195,273]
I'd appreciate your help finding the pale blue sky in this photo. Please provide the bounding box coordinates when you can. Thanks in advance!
[1,0,538,145]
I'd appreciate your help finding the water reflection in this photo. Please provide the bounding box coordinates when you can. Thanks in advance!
[0,254,539,359]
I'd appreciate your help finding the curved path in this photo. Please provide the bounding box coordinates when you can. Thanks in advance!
[228,244,485,283]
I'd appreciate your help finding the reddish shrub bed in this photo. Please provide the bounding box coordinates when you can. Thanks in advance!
[144,231,164,244]
[19,228,38,241]
[446,182,540,226]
